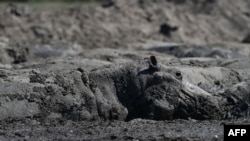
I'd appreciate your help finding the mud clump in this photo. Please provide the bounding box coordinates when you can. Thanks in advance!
[159,23,178,37]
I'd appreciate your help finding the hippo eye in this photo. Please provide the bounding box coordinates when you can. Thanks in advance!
[175,71,182,78]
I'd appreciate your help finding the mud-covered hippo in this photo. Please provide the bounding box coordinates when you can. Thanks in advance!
[88,56,184,120]
[87,56,225,120]
[0,56,249,121]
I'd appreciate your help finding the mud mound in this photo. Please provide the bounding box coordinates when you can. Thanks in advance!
[0,0,250,48]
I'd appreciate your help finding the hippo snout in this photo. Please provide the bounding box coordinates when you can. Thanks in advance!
[134,70,183,120]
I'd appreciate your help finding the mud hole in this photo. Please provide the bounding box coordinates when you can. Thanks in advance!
[0,0,250,140]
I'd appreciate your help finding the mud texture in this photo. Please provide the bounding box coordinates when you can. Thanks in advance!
[1,0,250,140]
[0,0,250,48]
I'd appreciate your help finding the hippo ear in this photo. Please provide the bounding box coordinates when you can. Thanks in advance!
[149,56,158,70]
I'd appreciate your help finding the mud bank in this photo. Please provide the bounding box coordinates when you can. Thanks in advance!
[0,0,250,48]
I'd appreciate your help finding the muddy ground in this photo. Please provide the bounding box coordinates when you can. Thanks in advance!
[0,0,250,140]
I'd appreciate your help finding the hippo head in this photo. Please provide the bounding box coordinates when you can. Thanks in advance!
[126,56,222,121]
[127,56,183,120]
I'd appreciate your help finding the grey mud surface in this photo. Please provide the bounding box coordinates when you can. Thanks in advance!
[0,0,250,140]
[2,118,250,141]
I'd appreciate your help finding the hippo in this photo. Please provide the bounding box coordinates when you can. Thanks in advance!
[0,56,249,121]
[87,56,225,120]
[88,56,184,120]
